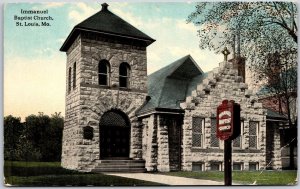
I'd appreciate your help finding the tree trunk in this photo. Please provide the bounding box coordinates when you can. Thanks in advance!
[288,134,295,169]
[285,95,295,169]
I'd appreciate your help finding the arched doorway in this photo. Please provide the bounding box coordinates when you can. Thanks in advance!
[99,110,130,159]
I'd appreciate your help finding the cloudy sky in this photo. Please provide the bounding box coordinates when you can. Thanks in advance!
[4,2,223,120]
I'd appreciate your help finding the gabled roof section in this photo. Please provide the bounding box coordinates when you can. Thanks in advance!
[60,3,155,52]
[167,55,204,79]
[266,109,287,121]
[137,55,205,115]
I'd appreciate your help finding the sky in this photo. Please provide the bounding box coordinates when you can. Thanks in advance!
[4,2,223,121]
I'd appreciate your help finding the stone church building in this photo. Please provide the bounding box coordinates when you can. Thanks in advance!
[60,3,285,172]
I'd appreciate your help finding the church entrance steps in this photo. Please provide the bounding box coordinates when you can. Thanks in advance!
[88,159,147,173]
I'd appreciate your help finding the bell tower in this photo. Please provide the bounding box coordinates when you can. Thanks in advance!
[60,3,155,171]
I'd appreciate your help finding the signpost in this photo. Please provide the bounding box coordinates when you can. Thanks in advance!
[217,100,240,186]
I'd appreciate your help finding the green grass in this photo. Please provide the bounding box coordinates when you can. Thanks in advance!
[4,161,298,186]
[159,170,298,185]
[4,161,163,186]
[5,161,61,167]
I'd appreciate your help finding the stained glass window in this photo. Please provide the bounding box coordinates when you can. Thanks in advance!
[210,118,219,147]
[249,121,259,148]
[192,117,204,147]
[233,121,244,148]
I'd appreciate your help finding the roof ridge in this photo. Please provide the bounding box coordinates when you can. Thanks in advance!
[76,7,154,41]
[148,55,190,78]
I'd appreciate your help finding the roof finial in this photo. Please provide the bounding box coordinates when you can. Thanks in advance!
[101,3,109,11]
[221,47,230,61]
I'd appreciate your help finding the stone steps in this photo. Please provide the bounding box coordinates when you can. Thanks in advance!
[90,159,146,173]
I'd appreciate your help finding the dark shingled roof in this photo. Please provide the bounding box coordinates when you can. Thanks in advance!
[137,55,206,115]
[266,109,287,120]
[60,3,155,52]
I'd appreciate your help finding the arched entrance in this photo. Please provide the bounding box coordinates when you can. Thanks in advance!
[99,110,130,159]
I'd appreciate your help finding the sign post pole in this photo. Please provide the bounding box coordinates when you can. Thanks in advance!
[217,100,240,186]
[224,139,232,186]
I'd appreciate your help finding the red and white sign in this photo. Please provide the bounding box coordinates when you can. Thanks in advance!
[217,100,234,140]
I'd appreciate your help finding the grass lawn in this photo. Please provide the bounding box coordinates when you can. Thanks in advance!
[4,161,163,186]
[159,170,298,185]
[4,161,298,186]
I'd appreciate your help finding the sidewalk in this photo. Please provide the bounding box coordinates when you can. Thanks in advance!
[105,173,230,185]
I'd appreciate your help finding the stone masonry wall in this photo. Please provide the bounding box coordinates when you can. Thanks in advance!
[180,61,268,171]
[62,32,148,171]
[61,35,82,170]
[141,114,182,172]
[157,115,170,172]
[144,115,158,171]
[266,121,282,169]
[273,127,282,169]
[130,117,143,159]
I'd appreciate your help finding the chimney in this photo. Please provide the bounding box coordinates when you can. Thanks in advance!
[229,28,246,82]
[232,34,236,59]
[236,27,241,57]
[101,3,109,11]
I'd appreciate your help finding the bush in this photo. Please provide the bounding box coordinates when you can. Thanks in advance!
[4,113,64,162]
[4,115,24,161]
[14,135,42,161]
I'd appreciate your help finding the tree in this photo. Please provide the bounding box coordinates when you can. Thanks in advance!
[4,115,24,160]
[14,134,42,161]
[255,50,297,169]
[4,113,64,162]
[40,112,64,161]
[188,2,297,169]
[187,2,297,63]
[24,112,64,161]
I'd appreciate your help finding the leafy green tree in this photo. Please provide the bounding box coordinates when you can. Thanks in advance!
[14,134,42,161]
[40,112,64,161]
[187,2,297,63]
[24,112,51,146]
[24,112,63,161]
[4,113,64,162]
[4,115,24,160]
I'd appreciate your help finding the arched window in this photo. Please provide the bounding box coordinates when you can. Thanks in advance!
[98,60,110,86]
[73,62,76,89]
[68,67,72,93]
[119,62,130,88]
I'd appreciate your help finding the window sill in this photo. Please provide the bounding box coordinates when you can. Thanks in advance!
[210,146,220,149]
[233,149,261,153]
[191,148,223,153]
[119,87,131,91]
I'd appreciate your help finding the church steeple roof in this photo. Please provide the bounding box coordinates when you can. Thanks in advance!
[60,3,155,52]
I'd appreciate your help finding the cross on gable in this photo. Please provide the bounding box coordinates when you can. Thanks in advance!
[222,47,230,61]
